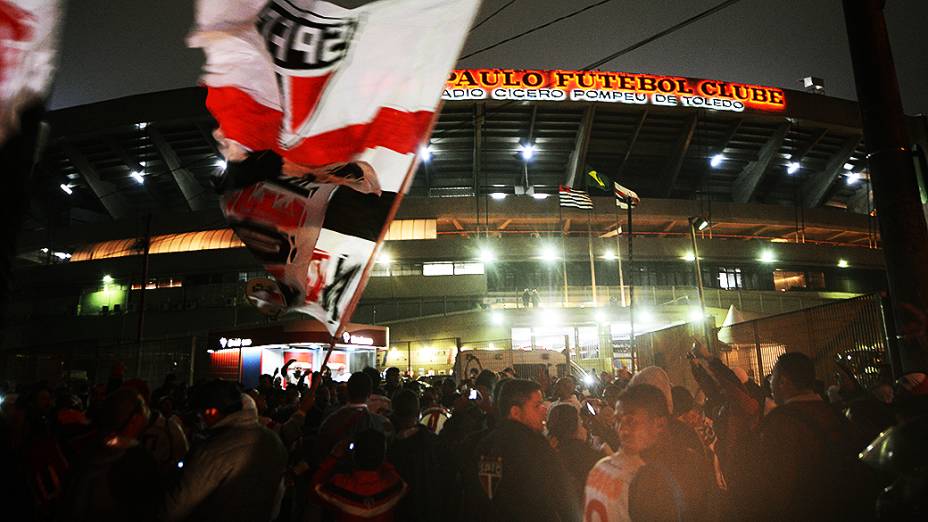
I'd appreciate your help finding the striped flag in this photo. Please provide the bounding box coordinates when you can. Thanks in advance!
[614,181,640,209]
[559,186,594,210]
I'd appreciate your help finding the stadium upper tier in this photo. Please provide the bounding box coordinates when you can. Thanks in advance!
[29,69,924,232]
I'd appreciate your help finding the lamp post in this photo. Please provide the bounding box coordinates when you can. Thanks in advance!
[688,216,712,351]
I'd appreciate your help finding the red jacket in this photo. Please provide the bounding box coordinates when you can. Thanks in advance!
[312,455,407,521]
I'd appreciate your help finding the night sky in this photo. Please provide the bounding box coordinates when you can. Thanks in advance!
[49,0,928,114]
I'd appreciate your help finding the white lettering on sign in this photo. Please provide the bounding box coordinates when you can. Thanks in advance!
[342,332,375,346]
[218,337,253,348]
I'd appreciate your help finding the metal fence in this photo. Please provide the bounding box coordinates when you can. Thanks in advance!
[715,293,890,389]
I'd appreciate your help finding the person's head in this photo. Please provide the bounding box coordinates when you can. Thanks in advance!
[99,387,150,443]
[392,389,420,428]
[603,384,624,410]
[771,352,816,404]
[547,403,586,444]
[191,379,243,427]
[315,385,332,410]
[352,429,387,471]
[501,367,516,379]
[421,387,438,409]
[475,369,499,400]
[158,395,175,419]
[258,374,273,389]
[628,366,673,416]
[616,384,670,455]
[554,377,576,401]
[498,379,546,432]
[362,367,382,391]
[347,372,373,404]
[441,378,456,396]
[385,367,401,386]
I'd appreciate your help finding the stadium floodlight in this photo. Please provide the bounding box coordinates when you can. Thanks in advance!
[519,143,536,161]
[60,184,73,195]
[843,162,855,171]
[594,310,608,324]
[479,247,496,264]
[418,144,432,162]
[710,154,725,168]
[837,259,850,268]
[489,192,507,200]
[539,245,559,263]
[758,249,776,263]
[688,308,705,323]
[601,250,616,261]
[376,252,392,265]
[130,171,145,184]
[846,172,860,185]
[637,307,655,324]
[690,216,710,231]
[681,251,696,262]
[532,193,549,200]
[786,162,800,175]
[490,310,505,325]
[102,275,114,284]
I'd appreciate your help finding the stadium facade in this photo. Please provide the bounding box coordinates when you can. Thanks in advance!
[4,68,927,383]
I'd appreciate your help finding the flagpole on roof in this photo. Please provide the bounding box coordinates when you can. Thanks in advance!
[558,194,569,307]
[613,205,626,307]
[586,207,598,305]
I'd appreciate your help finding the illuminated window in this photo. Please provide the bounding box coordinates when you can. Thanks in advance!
[453,262,485,275]
[384,219,437,241]
[773,271,806,292]
[718,267,743,290]
[423,263,454,276]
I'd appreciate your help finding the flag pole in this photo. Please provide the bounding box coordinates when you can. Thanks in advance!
[587,208,598,306]
[613,204,626,307]
[558,198,569,307]
[627,204,636,372]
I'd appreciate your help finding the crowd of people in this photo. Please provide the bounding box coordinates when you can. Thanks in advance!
[1,346,927,521]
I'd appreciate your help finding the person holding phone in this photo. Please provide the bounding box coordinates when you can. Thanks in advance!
[547,403,601,501]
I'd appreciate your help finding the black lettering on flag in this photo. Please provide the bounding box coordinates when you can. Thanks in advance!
[322,256,361,323]
[322,188,396,242]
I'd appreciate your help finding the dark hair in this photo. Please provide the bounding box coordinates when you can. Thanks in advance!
[392,389,420,420]
[671,386,695,417]
[547,403,579,441]
[475,369,499,395]
[775,352,816,391]
[191,379,243,415]
[99,387,145,435]
[603,384,624,408]
[385,367,400,377]
[347,372,373,403]
[362,367,382,388]
[618,384,669,418]
[352,429,386,471]
[497,379,542,419]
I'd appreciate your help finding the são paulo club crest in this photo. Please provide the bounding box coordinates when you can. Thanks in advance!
[478,455,503,500]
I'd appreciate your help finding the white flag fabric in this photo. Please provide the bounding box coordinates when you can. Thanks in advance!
[0,0,61,145]
[558,185,594,210]
[613,181,640,210]
[189,0,480,335]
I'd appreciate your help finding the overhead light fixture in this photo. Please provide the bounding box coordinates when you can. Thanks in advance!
[539,307,560,325]
[479,247,496,264]
[53,251,71,260]
[787,162,800,175]
[594,310,608,324]
[418,144,432,162]
[688,308,705,323]
[489,192,507,200]
[532,193,549,200]
[681,251,696,262]
[60,184,73,195]
[689,216,710,231]
[843,162,855,171]
[376,252,392,265]
[102,275,114,284]
[846,172,860,185]
[40,247,49,253]
[539,245,559,263]
[130,171,145,184]
[601,250,616,261]
[758,249,776,264]
[710,154,725,168]
[837,259,850,269]
[490,310,505,325]
[637,307,655,324]
[519,143,536,161]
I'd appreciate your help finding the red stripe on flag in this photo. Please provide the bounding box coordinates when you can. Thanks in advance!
[206,86,282,153]
[283,107,434,167]
[286,75,331,134]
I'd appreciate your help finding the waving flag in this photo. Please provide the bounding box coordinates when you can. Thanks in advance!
[559,185,594,210]
[614,181,640,209]
[189,0,480,335]
[587,169,607,191]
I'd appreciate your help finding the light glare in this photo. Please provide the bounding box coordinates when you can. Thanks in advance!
[710,154,725,168]
[130,171,144,184]
[60,184,73,195]
[759,249,776,263]
[519,143,536,160]
[489,192,507,200]
[787,162,800,175]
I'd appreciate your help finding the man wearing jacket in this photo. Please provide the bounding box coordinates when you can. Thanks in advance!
[162,380,287,522]
[466,378,580,521]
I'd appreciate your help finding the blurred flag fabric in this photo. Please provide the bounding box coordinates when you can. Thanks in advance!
[189,0,480,335]
[0,0,61,145]
[613,181,640,209]
[558,186,594,210]
[586,169,607,191]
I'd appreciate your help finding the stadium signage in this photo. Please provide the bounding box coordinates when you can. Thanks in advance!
[443,69,786,113]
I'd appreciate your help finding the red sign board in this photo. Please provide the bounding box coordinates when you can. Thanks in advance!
[443,69,786,113]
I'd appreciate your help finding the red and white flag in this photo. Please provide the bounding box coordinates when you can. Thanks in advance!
[189,0,480,335]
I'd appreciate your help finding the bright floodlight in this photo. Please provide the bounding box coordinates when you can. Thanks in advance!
[688,308,705,323]
[130,171,144,184]
[594,310,607,323]
[846,172,860,185]
[690,216,710,231]
[539,245,559,263]
[637,307,655,324]
[786,162,800,175]
[582,374,595,386]
[837,259,850,268]
[539,307,560,325]
[376,252,392,265]
[102,275,114,284]
[418,144,432,162]
[710,154,725,168]
[519,143,536,161]
[60,184,73,195]
[479,247,496,264]
[601,250,616,261]
[682,251,696,262]
[758,249,776,263]
[843,162,855,171]
[532,193,549,200]
[490,310,505,325]
[489,192,507,200]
